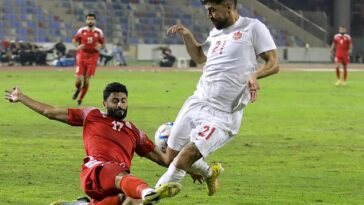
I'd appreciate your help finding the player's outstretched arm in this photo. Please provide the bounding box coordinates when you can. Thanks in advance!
[145,147,169,167]
[4,87,69,124]
[166,24,206,64]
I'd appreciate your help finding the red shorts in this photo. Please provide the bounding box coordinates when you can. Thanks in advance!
[76,52,99,77]
[80,156,129,201]
[335,55,350,64]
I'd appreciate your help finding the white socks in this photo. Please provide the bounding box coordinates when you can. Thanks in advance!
[155,163,186,188]
[155,159,212,188]
[141,188,155,199]
[188,158,212,179]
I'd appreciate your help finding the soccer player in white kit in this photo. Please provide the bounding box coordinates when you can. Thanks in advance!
[156,0,279,196]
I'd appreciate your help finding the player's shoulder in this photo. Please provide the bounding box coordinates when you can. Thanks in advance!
[240,17,268,32]
[77,26,89,32]
[82,107,102,117]
[344,34,352,39]
[94,27,104,34]
[123,120,134,130]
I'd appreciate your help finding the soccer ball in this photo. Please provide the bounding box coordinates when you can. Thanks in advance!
[154,122,173,153]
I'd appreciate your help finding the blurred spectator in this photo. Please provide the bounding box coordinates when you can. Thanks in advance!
[33,44,48,65]
[19,42,34,66]
[354,51,363,63]
[98,47,113,66]
[0,39,12,65]
[54,39,67,59]
[159,46,175,67]
[112,42,127,66]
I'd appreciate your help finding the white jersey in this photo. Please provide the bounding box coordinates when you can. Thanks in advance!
[193,16,276,113]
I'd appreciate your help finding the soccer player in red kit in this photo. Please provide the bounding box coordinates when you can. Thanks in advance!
[72,13,104,105]
[331,26,352,85]
[4,82,181,205]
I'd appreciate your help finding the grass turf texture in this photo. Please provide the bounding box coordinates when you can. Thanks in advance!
[0,68,363,205]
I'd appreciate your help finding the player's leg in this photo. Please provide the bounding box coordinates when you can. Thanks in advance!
[181,123,229,196]
[77,57,98,105]
[95,163,180,205]
[77,76,90,105]
[73,76,82,100]
[155,100,196,187]
[73,54,84,100]
[342,63,348,85]
[342,55,349,85]
[73,66,84,100]
[335,57,342,85]
[115,173,181,205]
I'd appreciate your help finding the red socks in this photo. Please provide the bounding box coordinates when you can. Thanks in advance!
[343,64,347,81]
[336,66,340,79]
[119,175,149,199]
[79,83,89,101]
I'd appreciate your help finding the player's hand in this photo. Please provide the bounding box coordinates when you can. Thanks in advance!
[247,75,260,103]
[77,44,85,50]
[4,87,21,103]
[166,24,191,36]
[95,43,102,51]
[189,172,204,184]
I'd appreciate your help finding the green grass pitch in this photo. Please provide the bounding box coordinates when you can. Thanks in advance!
[0,68,363,205]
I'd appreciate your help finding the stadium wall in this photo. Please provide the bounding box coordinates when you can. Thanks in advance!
[135,44,331,63]
[38,43,331,63]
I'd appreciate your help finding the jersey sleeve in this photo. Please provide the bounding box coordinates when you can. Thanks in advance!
[96,28,105,44]
[252,20,277,55]
[201,37,211,57]
[133,126,156,157]
[68,108,93,126]
[73,28,82,43]
[99,30,105,44]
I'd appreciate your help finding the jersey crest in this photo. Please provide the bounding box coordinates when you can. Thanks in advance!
[233,31,243,40]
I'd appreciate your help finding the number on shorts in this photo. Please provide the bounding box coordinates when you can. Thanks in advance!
[198,125,216,140]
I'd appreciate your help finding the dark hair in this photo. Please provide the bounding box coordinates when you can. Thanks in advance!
[201,0,237,7]
[86,13,96,20]
[103,82,128,100]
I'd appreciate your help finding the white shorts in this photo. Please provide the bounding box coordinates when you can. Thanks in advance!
[167,96,243,158]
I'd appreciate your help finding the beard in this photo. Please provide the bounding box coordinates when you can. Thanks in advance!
[107,108,128,120]
[87,22,94,28]
[211,16,229,30]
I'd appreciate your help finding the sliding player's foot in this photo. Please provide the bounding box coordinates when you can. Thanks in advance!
[142,182,182,205]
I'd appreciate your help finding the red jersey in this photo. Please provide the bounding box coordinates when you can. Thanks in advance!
[67,108,155,170]
[73,26,105,54]
[332,34,352,57]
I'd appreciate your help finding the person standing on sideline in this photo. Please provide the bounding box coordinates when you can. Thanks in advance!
[331,26,352,86]
[155,0,279,197]
[112,42,128,66]
[72,13,105,105]
[4,83,181,205]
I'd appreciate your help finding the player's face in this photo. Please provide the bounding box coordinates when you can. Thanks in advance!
[104,92,128,120]
[339,27,346,34]
[205,2,230,30]
[86,16,96,28]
